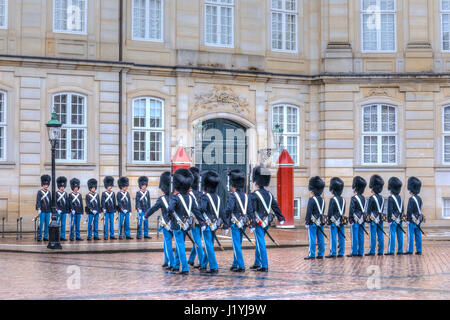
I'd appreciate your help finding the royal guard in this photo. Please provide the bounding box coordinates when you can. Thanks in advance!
[136,176,151,239]
[187,167,205,269]
[366,175,385,256]
[56,176,69,241]
[326,177,346,258]
[68,178,84,241]
[304,176,326,260]
[117,177,133,240]
[348,176,367,257]
[386,177,404,255]
[406,177,424,255]
[36,174,52,241]
[86,178,100,241]
[101,176,117,240]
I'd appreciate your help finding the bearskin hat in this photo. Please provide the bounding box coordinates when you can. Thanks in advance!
[407,177,422,195]
[369,175,384,194]
[159,172,171,195]
[253,166,271,187]
[41,174,51,186]
[70,178,80,191]
[308,176,325,196]
[56,176,67,188]
[138,176,148,188]
[229,169,246,190]
[352,176,367,194]
[388,177,402,195]
[103,176,114,189]
[88,178,97,190]
[203,170,220,194]
[329,177,344,196]
[118,177,129,189]
[173,168,193,193]
[189,167,200,190]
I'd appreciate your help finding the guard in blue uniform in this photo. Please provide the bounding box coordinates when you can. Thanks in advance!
[145,172,175,270]
[187,167,205,269]
[304,176,326,260]
[36,175,52,241]
[68,178,84,241]
[326,177,346,258]
[56,176,69,241]
[117,177,133,240]
[348,176,367,257]
[225,169,253,272]
[101,176,117,240]
[136,176,151,239]
[366,175,385,256]
[86,178,100,241]
[386,177,404,255]
[249,166,285,272]
[406,177,423,255]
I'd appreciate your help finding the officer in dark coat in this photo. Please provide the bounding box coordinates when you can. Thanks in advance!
[101,176,117,240]
[117,177,133,240]
[386,177,404,255]
[86,178,100,240]
[304,176,326,260]
[68,178,84,241]
[348,176,367,257]
[187,167,205,268]
[406,177,423,255]
[136,176,151,239]
[366,175,385,256]
[56,176,69,241]
[326,177,346,258]
[36,175,52,241]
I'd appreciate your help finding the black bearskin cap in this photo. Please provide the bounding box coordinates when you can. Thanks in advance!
[407,177,422,195]
[118,177,129,189]
[253,166,271,187]
[203,170,220,194]
[229,169,246,190]
[138,176,148,188]
[189,167,200,190]
[352,176,367,194]
[103,176,114,189]
[70,178,80,191]
[56,176,67,188]
[388,177,402,195]
[159,172,171,195]
[173,168,193,193]
[41,174,51,186]
[369,175,384,194]
[88,178,97,190]
[329,177,344,196]
[308,176,325,196]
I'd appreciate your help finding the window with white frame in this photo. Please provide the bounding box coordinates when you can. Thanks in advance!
[294,197,301,219]
[53,93,87,162]
[205,0,234,47]
[132,0,163,41]
[271,0,297,52]
[442,198,450,218]
[361,0,396,52]
[53,0,87,34]
[0,91,6,161]
[0,0,7,29]
[362,104,397,165]
[442,1,450,51]
[132,97,164,163]
[443,106,450,163]
[272,104,300,165]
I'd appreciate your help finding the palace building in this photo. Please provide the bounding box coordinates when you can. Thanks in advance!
[1,0,450,230]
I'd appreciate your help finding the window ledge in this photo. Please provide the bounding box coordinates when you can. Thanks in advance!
[126,164,170,171]
[44,162,96,170]
[0,161,16,168]
[354,165,405,172]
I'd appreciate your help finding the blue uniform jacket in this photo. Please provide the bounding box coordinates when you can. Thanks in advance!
[117,190,132,213]
[101,190,116,213]
[225,190,253,227]
[200,193,224,225]
[327,196,345,223]
[367,193,384,219]
[55,190,69,213]
[407,195,423,222]
[167,192,203,230]
[68,192,84,214]
[135,189,151,213]
[250,188,284,226]
[387,194,403,222]
[85,192,100,214]
[349,194,366,224]
[144,194,172,224]
[305,196,325,225]
[36,188,52,212]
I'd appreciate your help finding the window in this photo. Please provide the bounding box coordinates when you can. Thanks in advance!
[294,197,301,219]
[362,104,397,165]
[443,106,450,163]
[53,93,87,162]
[132,97,164,163]
[272,104,300,165]
[271,0,297,52]
[0,0,7,29]
[205,0,234,47]
[442,1,450,51]
[53,0,87,34]
[0,91,6,161]
[132,0,163,41]
[361,0,396,52]
[443,198,450,218]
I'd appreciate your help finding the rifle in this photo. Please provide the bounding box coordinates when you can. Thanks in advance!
[247,164,252,194]
[212,229,225,251]
[370,213,388,237]
[264,228,279,246]
[312,215,328,240]
[231,214,253,244]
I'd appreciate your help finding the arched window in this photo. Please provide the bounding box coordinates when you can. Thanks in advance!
[0,91,6,161]
[443,106,450,163]
[272,104,300,165]
[132,97,164,163]
[361,0,396,52]
[362,104,397,165]
[53,0,87,34]
[132,0,163,41]
[53,93,87,162]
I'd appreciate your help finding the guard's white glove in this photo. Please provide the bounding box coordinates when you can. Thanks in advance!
[201,225,206,232]
[123,210,128,214]
[93,210,97,215]
[103,209,106,214]
[223,229,229,236]
[71,210,75,215]
[57,210,62,215]
[249,228,255,233]
[280,220,285,225]
[38,209,41,215]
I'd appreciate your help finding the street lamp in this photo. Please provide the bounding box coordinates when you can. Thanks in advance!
[258,123,284,166]
[46,107,62,250]
[193,121,204,192]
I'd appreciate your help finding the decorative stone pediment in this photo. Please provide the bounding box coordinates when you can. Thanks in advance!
[191,86,250,117]
[367,87,390,97]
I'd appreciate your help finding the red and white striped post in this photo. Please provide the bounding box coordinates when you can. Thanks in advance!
[276,149,295,228]
[171,146,192,173]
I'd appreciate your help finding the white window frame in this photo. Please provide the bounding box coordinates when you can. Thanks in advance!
[0,0,8,29]
[361,104,398,166]
[271,104,300,166]
[441,0,450,52]
[53,92,87,163]
[442,198,450,219]
[0,91,6,161]
[131,0,164,42]
[360,0,397,53]
[294,197,301,219]
[270,0,298,53]
[204,0,234,48]
[132,97,165,164]
[442,106,450,164]
[53,0,88,35]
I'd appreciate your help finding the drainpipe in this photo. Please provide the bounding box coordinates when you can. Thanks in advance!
[118,0,124,177]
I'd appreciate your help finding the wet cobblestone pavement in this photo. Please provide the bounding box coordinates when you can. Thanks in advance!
[0,242,449,300]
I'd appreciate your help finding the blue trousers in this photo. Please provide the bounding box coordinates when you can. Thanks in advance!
[137,211,149,238]
[307,224,325,258]
[87,214,99,239]
[118,212,131,238]
[58,213,68,240]
[406,222,422,253]
[173,229,189,272]
[202,227,218,271]
[70,213,82,240]
[388,221,404,254]
[188,225,204,265]
[351,223,365,256]
[162,228,175,267]
[254,225,268,268]
[329,223,345,256]
[37,212,51,240]
[103,212,115,239]
[231,224,245,269]
[368,221,384,254]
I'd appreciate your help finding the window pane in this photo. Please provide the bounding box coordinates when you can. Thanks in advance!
[149,99,162,128]
[133,98,146,128]
[56,129,67,160]
[133,131,146,161]
[362,0,377,11]
[54,94,68,125]
[132,0,146,38]
[381,105,395,132]
[0,92,4,123]
[271,13,283,50]
[363,135,378,164]
[0,127,4,159]
[363,105,378,132]
[286,0,296,11]
[71,129,85,160]
[71,94,85,125]
[444,107,450,132]
[272,0,283,10]
[220,7,232,45]
[380,13,395,51]
[443,0,450,11]
[443,14,450,51]
[381,135,396,163]
[362,14,378,51]
[287,136,298,164]
[287,106,298,133]
[149,0,162,40]
[272,106,284,131]
[380,0,395,11]
[54,0,86,33]
[445,136,450,163]
[285,14,296,51]
[149,131,162,161]
[206,5,218,44]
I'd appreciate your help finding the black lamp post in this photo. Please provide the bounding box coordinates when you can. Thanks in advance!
[193,121,204,191]
[46,107,62,250]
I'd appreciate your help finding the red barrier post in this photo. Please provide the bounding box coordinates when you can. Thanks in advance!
[276,149,295,228]
[171,146,192,173]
